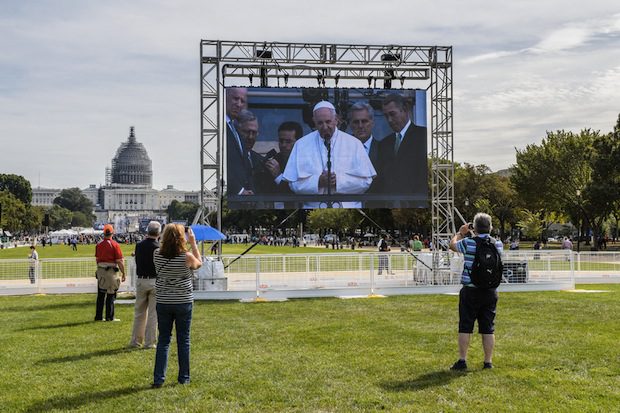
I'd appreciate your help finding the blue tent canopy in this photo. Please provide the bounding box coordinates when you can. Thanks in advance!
[189,225,226,241]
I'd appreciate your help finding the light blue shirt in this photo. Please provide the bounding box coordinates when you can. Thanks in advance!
[456,234,503,285]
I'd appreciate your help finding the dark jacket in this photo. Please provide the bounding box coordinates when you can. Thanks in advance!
[373,123,428,199]
[226,122,253,195]
[134,237,160,278]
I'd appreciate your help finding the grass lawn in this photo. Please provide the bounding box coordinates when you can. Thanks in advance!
[0,243,356,260]
[1,285,618,412]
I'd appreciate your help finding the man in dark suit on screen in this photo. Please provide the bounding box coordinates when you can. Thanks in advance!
[374,93,427,205]
[349,102,380,170]
[226,87,253,196]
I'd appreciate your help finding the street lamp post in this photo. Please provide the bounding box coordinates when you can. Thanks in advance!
[576,190,581,253]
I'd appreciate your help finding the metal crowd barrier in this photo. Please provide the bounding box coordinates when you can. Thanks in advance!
[1,250,604,298]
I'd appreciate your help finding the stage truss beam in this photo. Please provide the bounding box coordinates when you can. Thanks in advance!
[200,40,454,267]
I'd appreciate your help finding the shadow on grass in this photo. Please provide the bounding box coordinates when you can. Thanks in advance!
[18,320,94,331]
[37,347,136,364]
[24,385,151,413]
[380,369,467,392]
[2,301,91,313]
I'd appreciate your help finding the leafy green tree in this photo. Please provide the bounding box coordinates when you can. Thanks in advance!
[307,209,358,235]
[0,191,26,232]
[585,115,620,238]
[511,129,608,246]
[485,174,520,240]
[359,209,394,233]
[54,188,94,220]
[22,205,44,232]
[454,163,491,220]
[0,174,32,205]
[167,200,200,224]
[392,208,431,235]
[47,205,73,230]
[453,163,520,239]
[71,211,93,228]
[518,209,543,240]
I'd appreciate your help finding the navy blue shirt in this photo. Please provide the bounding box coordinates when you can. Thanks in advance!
[134,237,160,278]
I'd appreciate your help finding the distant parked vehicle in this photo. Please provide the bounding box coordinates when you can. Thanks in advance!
[323,234,339,244]
[303,234,319,243]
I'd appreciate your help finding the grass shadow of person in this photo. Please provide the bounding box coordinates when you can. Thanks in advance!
[37,346,137,364]
[380,369,468,392]
[24,385,152,413]
[2,301,91,313]
[17,320,94,331]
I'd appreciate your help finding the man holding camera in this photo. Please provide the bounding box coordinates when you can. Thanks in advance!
[264,121,304,192]
[449,213,503,370]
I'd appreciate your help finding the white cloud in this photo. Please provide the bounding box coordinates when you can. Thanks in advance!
[1,0,619,186]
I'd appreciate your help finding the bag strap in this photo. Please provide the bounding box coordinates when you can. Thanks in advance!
[156,257,172,277]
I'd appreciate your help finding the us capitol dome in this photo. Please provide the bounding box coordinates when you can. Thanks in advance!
[110,126,152,187]
[32,126,200,232]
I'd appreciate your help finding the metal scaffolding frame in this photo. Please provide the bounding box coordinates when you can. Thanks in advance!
[200,40,454,266]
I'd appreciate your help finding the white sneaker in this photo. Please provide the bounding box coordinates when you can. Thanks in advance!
[107,318,121,322]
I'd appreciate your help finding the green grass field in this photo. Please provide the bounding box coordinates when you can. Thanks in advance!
[1,285,618,412]
[0,243,356,260]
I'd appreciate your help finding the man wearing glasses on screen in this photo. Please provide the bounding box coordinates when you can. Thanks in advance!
[236,109,277,195]
[349,101,380,170]
[282,101,376,208]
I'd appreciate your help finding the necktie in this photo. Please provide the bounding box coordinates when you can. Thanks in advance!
[394,132,402,155]
[229,121,243,153]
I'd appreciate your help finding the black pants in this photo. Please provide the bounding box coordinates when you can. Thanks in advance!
[95,288,118,321]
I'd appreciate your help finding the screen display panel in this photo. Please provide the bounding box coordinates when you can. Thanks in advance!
[225,87,427,209]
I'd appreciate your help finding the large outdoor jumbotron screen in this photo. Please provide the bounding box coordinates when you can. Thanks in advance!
[225,87,428,209]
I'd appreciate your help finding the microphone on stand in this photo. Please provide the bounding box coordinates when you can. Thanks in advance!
[324,137,333,207]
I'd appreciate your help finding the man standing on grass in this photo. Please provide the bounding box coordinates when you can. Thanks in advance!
[94,224,125,322]
[28,245,38,284]
[449,212,503,370]
[129,221,160,348]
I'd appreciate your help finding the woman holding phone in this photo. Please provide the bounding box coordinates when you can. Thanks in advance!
[152,224,202,388]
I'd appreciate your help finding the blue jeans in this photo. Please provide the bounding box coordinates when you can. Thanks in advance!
[153,302,193,385]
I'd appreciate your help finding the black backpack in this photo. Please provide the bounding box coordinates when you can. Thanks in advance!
[469,237,503,289]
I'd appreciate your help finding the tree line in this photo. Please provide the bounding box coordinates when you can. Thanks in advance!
[219,113,620,248]
[2,114,618,246]
[0,176,94,232]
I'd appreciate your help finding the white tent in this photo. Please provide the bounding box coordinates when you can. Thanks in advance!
[49,229,78,236]
[79,228,103,235]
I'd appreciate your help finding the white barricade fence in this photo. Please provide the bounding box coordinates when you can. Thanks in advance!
[0,257,136,295]
[571,251,620,283]
[4,249,617,298]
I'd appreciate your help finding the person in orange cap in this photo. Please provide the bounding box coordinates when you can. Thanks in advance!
[94,224,125,321]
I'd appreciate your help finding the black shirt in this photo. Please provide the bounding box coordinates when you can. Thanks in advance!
[135,237,160,278]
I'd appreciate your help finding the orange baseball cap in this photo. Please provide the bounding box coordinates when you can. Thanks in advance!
[103,224,114,235]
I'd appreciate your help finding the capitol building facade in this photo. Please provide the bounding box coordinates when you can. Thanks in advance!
[32,127,200,232]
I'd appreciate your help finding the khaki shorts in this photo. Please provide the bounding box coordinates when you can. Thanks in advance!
[96,266,121,294]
